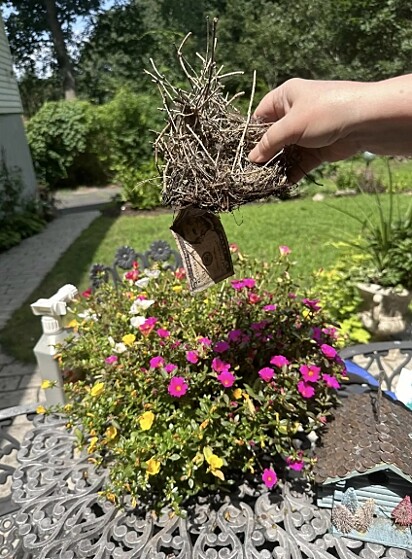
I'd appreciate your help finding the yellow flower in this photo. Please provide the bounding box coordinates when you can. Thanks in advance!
[90,382,105,397]
[105,425,118,440]
[139,411,155,431]
[203,446,224,480]
[64,404,73,412]
[36,405,46,414]
[67,319,78,330]
[232,388,242,400]
[146,458,161,475]
[200,419,209,430]
[88,436,98,453]
[41,379,55,390]
[172,285,183,293]
[122,333,136,346]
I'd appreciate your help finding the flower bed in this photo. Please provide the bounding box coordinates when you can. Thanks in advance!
[57,248,345,513]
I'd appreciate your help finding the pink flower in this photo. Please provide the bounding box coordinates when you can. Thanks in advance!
[299,364,321,383]
[81,288,93,298]
[322,326,339,339]
[279,245,291,256]
[320,344,337,359]
[251,320,268,332]
[214,341,230,353]
[229,243,239,253]
[302,298,321,312]
[263,304,277,312]
[165,363,178,374]
[258,367,275,382]
[228,329,243,343]
[312,327,323,342]
[150,356,164,369]
[270,355,290,368]
[168,376,188,397]
[212,357,231,373]
[105,355,118,364]
[297,380,315,399]
[243,278,256,289]
[125,270,139,281]
[217,370,236,388]
[248,293,261,304]
[198,337,212,346]
[231,279,245,290]
[139,317,158,336]
[156,328,170,338]
[286,456,305,471]
[322,374,341,389]
[175,268,186,280]
[288,292,297,299]
[186,350,199,364]
[262,468,278,489]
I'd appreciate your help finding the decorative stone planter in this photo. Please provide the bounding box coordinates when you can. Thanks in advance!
[356,283,412,339]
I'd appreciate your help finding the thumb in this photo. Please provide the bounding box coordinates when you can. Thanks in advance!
[248,114,301,163]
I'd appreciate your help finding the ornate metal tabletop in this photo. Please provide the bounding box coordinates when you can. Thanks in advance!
[3,414,409,559]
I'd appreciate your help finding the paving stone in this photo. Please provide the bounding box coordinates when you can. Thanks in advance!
[0,388,41,410]
[0,363,36,377]
[17,373,42,389]
[0,377,20,392]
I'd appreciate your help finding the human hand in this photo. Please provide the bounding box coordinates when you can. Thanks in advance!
[248,75,412,182]
[248,78,368,182]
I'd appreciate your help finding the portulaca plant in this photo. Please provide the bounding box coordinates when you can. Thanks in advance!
[55,247,345,513]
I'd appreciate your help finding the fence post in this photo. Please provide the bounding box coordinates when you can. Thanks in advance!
[31,284,78,406]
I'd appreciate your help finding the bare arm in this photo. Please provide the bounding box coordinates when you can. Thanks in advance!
[248,75,412,182]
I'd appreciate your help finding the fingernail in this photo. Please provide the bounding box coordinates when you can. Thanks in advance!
[248,149,263,163]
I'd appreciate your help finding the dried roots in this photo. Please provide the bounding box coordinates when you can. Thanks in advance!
[146,20,296,213]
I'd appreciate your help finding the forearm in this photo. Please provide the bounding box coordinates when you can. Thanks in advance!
[350,74,412,156]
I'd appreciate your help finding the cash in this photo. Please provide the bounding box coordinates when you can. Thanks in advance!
[171,206,234,294]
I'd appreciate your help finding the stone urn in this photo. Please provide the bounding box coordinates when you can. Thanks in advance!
[356,282,412,338]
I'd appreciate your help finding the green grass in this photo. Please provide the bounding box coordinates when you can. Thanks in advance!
[1,194,411,363]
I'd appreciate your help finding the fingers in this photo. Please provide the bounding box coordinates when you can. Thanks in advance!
[252,89,285,122]
[249,114,300,163]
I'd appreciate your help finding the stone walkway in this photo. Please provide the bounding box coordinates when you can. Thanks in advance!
[0,185,120,411]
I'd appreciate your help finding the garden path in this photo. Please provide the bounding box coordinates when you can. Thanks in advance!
[0,185,120,411]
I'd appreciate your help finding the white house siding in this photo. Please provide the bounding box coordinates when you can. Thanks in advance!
[0,14,36,201]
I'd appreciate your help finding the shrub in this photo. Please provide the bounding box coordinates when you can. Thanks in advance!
[117,161,162,210]
[56,249,345,513]
[27,100,103,188]
[312,254,371,345]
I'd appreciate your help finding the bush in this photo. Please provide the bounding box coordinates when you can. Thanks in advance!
[312,253,371,345]
[56,249,345,513]
[117,161,162,210]
[0,155,47,252]
[27,100,104,188]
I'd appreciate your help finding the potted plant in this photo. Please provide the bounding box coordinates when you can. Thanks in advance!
[53,247,345,514]
[331,159,412,338]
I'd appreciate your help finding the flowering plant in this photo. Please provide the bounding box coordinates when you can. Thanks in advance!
[58,247,345,513]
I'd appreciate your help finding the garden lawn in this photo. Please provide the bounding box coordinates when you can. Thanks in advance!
[1,194,411,363]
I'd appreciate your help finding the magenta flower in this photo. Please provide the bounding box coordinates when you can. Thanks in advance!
[214,341,230,353]
[299,364,321,383]
[231,279,245,290]
[165,363,178,374]
[198,337,212,346]
[311,327,322,342]
[263,304,277,312]
[81,288,93,299]
[270,355,290,368]
[139,317,158,336]
[105,355,118,364]
[149,356,165,369]
[243,278,256,289]
[320,344,337,359]
[156,328,170,338]
[262,468,278,489]
[279,245,291,256]
[322,374,341,389]
[302,298,321,312]
[168,376,188,398]
[297,380,315,399]
[186,350,199,364]
[258,367,275,382]
[228,329,243,343]
[322,326,339,339]
[251,320,268,332]
[212,357,231,373]
[248,293,261,304]
[217,370,236,388]
[286,456,305,471]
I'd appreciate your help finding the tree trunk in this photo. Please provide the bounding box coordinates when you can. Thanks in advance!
[42,0,77,99]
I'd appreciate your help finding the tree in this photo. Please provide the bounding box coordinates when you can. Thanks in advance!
[1,0,103,99]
